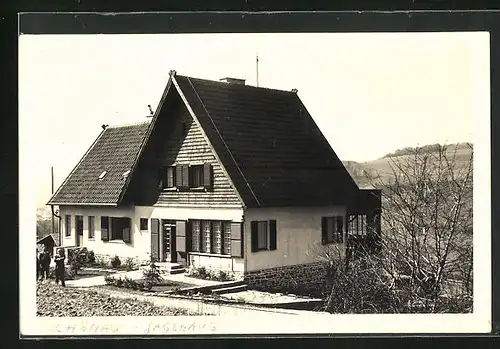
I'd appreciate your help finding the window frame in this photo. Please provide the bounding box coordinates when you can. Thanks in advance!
[164,166,176,189]
[256,221,269,251]
[140,218,149,231]
[65,215,71,237]
[191,220,201,252]
[322,215,344,244]
[190,164,205,189]
[88,216,95,239]
[75,215,84,236]
[222,221,232,255]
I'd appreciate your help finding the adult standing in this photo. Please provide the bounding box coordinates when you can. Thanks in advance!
[39,246,51,281]
[54,248,66,287]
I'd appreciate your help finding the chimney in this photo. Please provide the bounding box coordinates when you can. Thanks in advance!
[220,77,246,85]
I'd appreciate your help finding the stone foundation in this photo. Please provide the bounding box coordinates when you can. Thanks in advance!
[244,262,330,297]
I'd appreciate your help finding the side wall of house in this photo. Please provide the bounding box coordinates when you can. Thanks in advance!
[242,205,347,293]
[58,205,151,265]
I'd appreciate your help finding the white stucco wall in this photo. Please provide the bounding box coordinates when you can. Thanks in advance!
[243,205,347,272]
[58,205,150,262]
[58,205,245,269]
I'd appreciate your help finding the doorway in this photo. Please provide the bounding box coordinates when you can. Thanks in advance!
[162,220,177,263]
[75,215,83,246]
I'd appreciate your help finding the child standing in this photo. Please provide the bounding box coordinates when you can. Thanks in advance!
[54,248,66,287]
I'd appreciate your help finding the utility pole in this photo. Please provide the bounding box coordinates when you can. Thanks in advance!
[51,166,55,237]
[256,54,259,87]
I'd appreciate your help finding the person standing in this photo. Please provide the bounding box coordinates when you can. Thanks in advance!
[54,248,66,287]
[36,248,41,281]
[39,246,51,282]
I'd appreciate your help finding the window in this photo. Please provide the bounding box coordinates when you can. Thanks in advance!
[223,222,232,255]
[88,216,95,239]
[172,163,213,190]
[164,166,176,188]
[190,165,204,188]
[322,216,344,244]
[109,217,131,242]
[348,215,368,236]
[101,216,110,241]
[140,218,149,231]
[65,215,71,237]
[202,221,211,253]
[251,220,277,252]
[76,215,83,235]
[257,221,268,250]
[191,220,201,252]
[176,165,190,188]
[212,221,222,254]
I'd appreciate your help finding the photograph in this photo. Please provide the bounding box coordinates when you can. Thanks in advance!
[19,30,491,336]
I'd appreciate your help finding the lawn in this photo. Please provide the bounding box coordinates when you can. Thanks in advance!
[36,282,195,317]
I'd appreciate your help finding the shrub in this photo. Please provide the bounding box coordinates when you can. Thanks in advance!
[104,275,147,291]
[124,257,135,271]
[110,255,121,269]
[185,266,235,282]
[142,256,163,290]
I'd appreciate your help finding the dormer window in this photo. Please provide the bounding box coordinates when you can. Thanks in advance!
[98,171,107,180]
[122,170,130,180]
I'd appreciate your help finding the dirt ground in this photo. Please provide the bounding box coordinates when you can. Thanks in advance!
[36,282,198,317]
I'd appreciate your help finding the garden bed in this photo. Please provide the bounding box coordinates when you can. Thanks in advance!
[71,268,117,281]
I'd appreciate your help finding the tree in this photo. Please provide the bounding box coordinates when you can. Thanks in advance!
[370,143,473,300]
[317,143,473,313]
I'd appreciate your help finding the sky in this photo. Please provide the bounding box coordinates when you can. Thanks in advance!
[18,32,489,208]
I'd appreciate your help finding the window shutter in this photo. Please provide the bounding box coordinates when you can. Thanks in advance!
[101,217,109,241]
[175,166,183,187]
[269,220,277,250]
[251,221,258,252]
[182,164,189,187]
[230,222,243,257]
[321,217,327,245]
[122,218,132,243]
[150,218,160,261]
[203,163,213,189]
[176,220,186,254]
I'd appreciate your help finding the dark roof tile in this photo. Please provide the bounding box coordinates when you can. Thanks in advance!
[47,121,151,205]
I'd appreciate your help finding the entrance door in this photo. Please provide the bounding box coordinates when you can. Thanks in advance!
[162,221,177,263]
[75,215,84,246]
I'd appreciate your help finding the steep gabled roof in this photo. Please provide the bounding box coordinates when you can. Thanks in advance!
[49,71,359,208]
[47,121,151,206]
[173,74,359,207]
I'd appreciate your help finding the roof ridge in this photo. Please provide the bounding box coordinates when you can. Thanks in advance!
[177,74,298,95]
[107,120,152,129]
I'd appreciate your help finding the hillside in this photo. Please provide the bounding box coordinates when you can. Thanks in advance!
[343,142,473,189]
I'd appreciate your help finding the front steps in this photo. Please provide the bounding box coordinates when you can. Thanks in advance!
[140,262,185,275]
[176,279,248,295]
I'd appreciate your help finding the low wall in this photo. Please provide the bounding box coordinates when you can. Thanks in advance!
[243,262,330,297]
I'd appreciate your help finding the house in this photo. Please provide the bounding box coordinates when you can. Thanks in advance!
[47,70,381,287]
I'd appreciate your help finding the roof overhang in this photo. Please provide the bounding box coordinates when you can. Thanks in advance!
[46,202,118,207]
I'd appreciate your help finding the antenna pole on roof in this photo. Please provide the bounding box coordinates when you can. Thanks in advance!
[256,54,259,87]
